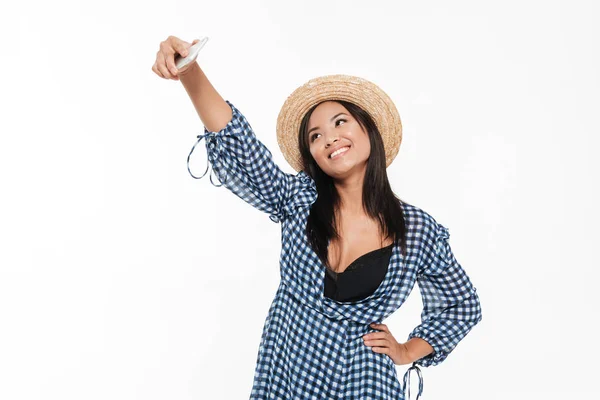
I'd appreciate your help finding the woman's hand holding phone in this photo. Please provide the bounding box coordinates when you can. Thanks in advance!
[151,36,207,81]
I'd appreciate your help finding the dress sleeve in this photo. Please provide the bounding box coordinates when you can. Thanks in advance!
[407,221,483,367]
[186,100,316,223]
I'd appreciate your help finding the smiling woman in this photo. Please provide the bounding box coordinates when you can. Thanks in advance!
[162,48,484,399]
[296,97,408,281]
[306,102,371,168]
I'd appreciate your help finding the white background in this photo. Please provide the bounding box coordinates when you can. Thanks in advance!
[1,0,598,399]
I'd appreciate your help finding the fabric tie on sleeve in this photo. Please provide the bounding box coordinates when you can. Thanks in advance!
[402,362,424,400]
[186,131,229,187]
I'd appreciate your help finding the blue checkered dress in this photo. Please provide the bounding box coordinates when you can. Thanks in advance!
[187,101,483,399]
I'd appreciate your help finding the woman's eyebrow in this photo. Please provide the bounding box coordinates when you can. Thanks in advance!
[308,113,348,135]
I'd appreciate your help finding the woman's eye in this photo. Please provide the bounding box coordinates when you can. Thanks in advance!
[310,119,346,142]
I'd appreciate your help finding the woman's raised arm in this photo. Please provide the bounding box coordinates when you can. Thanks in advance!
[152,36,317,224]
[178,62,232,133]
[151,35,232,132]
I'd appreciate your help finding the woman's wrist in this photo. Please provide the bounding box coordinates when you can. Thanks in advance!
[178,61,200,81]
[405,337,434,363]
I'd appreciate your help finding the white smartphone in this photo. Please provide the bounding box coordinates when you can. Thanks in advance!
[175,37,209,70]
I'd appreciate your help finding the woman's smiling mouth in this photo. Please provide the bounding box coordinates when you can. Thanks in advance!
[329,146,350,159]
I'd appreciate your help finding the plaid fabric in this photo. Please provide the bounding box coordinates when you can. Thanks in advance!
[187,101,483,399]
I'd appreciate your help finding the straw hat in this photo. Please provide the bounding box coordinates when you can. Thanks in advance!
[276,74,402,172]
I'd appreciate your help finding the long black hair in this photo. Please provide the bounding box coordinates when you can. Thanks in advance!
[297,100,408,272]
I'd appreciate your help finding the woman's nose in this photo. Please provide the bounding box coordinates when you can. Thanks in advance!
[326,136,339,147]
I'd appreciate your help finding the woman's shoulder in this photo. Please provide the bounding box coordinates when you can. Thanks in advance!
[399,201,454,272]
[400,201,438,227]
[400,200,450,240]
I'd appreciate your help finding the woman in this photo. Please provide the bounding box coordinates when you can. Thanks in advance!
[152,35,483,400]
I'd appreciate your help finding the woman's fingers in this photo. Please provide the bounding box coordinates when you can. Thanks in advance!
[371,346,390,355]
[363,331,388,340]
[174,41,189,58]
[163,41,180,77]
[165,52,179,78]
[170,38,197,78]
[157,38,178,79]
[152,36,199,80]
[153,57,168,79]
[364,332,392,349]
[156,41,174,79]
[364,339,390,348]
[158,51,175,79]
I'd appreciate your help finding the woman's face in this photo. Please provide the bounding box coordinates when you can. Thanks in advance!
[307,101,371,179]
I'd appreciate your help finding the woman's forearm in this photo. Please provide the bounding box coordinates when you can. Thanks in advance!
[405,337,434,363]
[178,62,233,132]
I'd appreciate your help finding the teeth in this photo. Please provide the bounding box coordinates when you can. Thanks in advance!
[330,146,350,158]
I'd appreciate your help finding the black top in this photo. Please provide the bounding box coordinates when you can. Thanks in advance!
[323,243,394,302]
